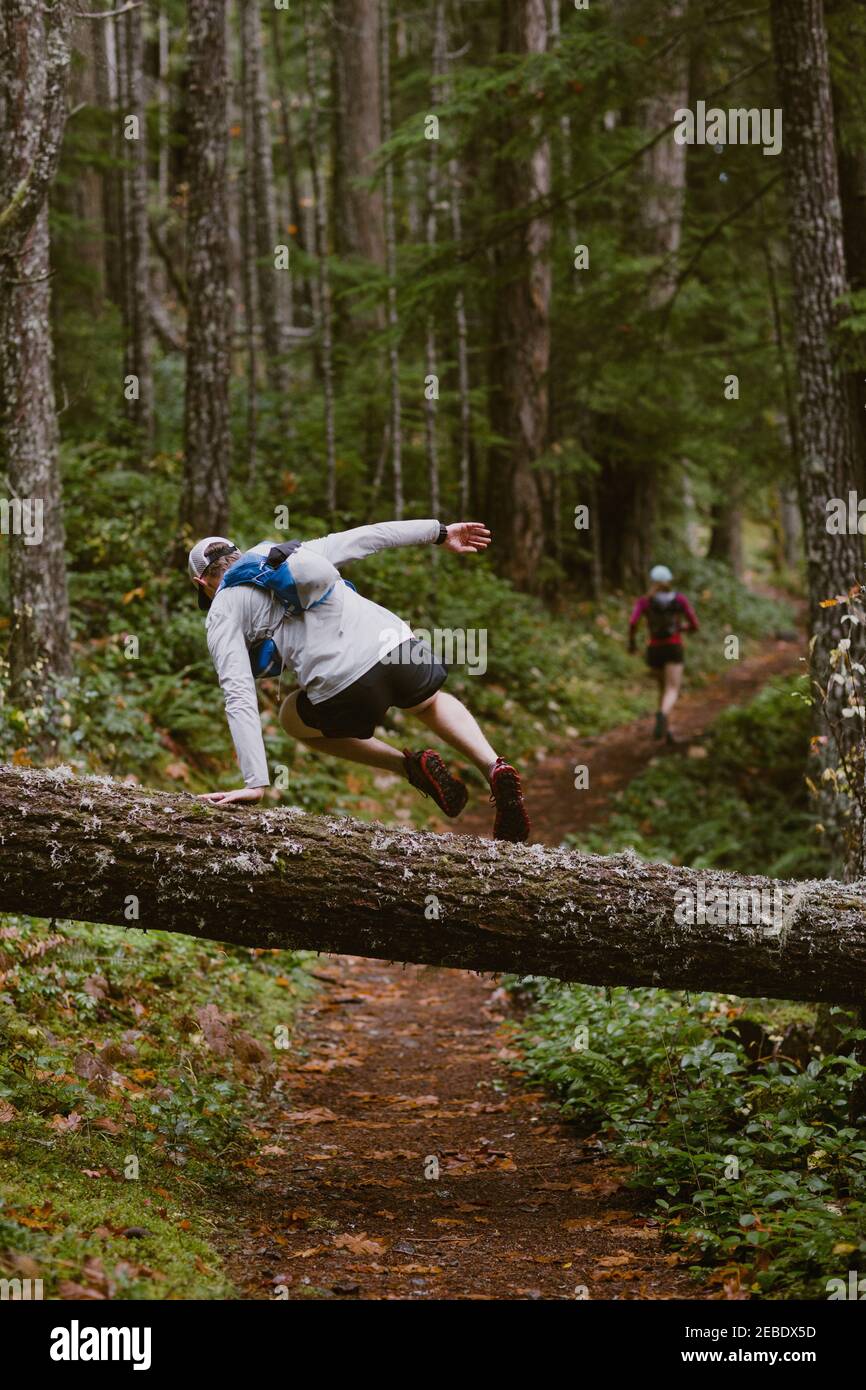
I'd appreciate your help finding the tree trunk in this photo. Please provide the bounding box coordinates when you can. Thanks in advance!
[708,500,744,580]
[95,12,123,306]
[423,1,446,520]
[769,0,865,863]
[62,16,105,309]
[635,0,689,309]
[396,15,421,243]
[441,3,472,516]
[0,0,73,705]
[303,0,337,516]
[837,142,866,492]
[3,766,866,1005]
[117,2,154,455]
[269,6,311,324]
[179,0,233,542]
[331,0,385,265]
[549,0,577,252]
[240,154,259,486]
[153,4,171,300]
[380,0,403,517]
[240,0,290,401]
[487,0,551,591]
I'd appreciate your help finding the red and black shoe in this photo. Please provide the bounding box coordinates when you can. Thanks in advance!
[403,749,468,819]
[489,757,530,843]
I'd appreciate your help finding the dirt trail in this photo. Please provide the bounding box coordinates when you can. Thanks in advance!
[217,634,803,1300]
[219,957,707,1300]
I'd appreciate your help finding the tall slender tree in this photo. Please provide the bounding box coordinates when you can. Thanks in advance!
[380,0,403,517]
[179,0,233,541]
[770,0,865,862]
[0,0,73,704]
[423,3,447,520]
[240,0,290,402]
[332,0,386,266]
[440,1,472,516]
[303,0,337,515]
[116,1,153,455]
[269,7,310,322]
[487,0,551,590]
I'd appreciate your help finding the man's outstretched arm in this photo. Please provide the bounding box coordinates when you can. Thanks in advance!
[306,519,491,567]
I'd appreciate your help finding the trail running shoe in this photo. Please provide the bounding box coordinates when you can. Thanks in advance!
[653,711,667,740]
[489,757,530,843]
[403,748,468,819]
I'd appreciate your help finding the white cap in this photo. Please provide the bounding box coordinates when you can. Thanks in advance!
[187,536,237,582]
[649,564,673,583]
[187,536,238,610]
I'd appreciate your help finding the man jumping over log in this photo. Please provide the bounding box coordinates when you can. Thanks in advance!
[187,519,530,842]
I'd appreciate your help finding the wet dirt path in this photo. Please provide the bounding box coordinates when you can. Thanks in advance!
[216,632,803,1299]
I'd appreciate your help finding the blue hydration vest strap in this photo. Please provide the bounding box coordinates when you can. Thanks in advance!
[217,540,355,681]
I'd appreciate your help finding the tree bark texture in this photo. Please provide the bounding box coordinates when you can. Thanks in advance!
[487,0,551,592]
[240,0,290,399]
[2,767,866,1006]
[180,0,233,541]
[117,2,153,452]
[0,0,73,702]
[331,0,386,265]
[769,0,865,858]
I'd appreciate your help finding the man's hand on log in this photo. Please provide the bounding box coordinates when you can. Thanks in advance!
[197,786,266,805]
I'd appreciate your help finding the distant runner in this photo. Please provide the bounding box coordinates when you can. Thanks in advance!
[628,565,699,743]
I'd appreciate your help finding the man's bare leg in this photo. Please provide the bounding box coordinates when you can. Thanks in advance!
[405,690,498,779]
[407,689,529,841]
[279,692,405,774]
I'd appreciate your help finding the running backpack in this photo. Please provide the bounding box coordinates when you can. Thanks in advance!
[647,592,681,641]
[217,540,352,680]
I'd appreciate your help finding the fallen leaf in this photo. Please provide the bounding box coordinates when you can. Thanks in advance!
[49,1111,83,1133]
[332,1232,387,1256]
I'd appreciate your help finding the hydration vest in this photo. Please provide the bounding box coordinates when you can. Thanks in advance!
[647,591,681,641]
[217,541,351,680]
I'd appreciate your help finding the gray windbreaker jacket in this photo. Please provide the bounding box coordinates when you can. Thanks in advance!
[205,519,441,788]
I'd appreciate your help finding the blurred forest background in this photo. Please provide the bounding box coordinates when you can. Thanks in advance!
[2,0,866,1302]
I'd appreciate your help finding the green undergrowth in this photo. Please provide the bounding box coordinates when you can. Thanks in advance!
[509,678,862,1299]
[0,913,315,1299]
[511,981,866,1299]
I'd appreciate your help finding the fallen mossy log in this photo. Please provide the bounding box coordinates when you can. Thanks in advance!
[1,766,865,1004]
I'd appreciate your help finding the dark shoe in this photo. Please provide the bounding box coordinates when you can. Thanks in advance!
[403,749,468,818]
[653,711,667,740]
[489,757,530,843]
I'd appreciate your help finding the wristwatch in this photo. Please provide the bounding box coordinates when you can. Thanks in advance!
[434,523,448,545]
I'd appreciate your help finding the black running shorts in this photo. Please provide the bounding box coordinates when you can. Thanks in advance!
[646,642,684,670]
[297,637,448,739]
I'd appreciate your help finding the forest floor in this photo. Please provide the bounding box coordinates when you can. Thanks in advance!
[216,634,803,1300]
